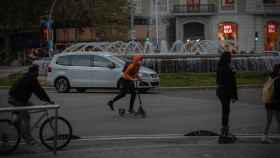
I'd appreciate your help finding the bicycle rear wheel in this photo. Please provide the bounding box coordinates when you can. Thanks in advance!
[0,120,20,155]
[39,117,72,150]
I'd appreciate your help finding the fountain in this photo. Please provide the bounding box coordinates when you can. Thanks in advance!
[60,40,280,73]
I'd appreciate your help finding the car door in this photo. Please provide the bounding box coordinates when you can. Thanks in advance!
[68,55,92,87]
[91,55,119,87]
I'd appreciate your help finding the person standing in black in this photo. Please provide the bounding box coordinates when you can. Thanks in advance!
[216,51,238,143]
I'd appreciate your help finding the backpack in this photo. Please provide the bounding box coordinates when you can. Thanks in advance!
[122,61,132,72]
[262,77,277,104]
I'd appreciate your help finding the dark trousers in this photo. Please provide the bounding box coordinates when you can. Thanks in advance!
[8,97,33,139]
[218,95,231,128]
[112,79,136,111]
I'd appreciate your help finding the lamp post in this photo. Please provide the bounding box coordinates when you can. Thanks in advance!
[48,0,58,57]
[152,0,159,49]
[129,0,136,41]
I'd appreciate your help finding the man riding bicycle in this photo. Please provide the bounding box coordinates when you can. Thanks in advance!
[8,64,54,145]
[108,54,144,114]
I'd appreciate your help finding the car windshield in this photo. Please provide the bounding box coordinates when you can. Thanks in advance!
[108,56,126,65]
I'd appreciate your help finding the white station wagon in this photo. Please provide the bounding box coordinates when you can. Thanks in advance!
[47,51,160,93]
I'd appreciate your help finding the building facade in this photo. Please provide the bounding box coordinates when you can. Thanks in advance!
[133,0,280,52]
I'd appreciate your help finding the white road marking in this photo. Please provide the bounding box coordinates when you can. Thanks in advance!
[73,133,280,142]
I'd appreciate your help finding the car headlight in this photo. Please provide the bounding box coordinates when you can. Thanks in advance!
[150,74,159,78]
[139,72,150,78]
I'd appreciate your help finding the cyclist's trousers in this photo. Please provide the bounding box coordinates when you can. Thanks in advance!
[8,97,33,139]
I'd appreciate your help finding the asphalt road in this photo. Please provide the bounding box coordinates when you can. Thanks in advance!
[0,87,277,139]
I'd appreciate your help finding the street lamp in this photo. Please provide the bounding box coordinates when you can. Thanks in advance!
[48,0,58,57]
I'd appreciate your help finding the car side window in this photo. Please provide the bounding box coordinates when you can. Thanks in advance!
[56,56,70,66]
[70,55,91,67]
[93,55,113,67]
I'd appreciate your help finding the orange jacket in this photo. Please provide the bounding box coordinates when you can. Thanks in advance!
[122,63,140,80]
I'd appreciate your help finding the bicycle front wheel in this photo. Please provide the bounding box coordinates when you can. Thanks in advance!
[0,120,20,155]
[39,117,72,150]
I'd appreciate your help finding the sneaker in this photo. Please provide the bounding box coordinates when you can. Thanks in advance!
[107,100,114,111]
[24,137,39,146]
[261,135,273,144]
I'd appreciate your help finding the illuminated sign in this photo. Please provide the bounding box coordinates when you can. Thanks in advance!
[268,24,276,33]
[224,24,233,34]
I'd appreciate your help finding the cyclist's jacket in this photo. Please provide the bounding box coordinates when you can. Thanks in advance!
[123,63,140,81]
[9,72,51,104]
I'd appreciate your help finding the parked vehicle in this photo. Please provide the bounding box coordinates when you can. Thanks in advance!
[33,57,52,76]
[47,51,160,93]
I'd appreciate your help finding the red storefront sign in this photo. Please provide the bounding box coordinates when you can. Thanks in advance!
[268,23,277,33]
[223,24,233,34]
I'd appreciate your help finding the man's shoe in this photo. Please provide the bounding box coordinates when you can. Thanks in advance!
[128,109,136,114]
[261,135,273,144]
[107,100,114,111]
[24,137,39,146]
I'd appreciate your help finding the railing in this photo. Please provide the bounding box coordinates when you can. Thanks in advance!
[173,4,217,14]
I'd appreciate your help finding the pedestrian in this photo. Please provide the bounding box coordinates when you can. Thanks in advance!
[262,64,280,143]
[216,51,238,143]
[107,54,143,114]
[8,64,54,145]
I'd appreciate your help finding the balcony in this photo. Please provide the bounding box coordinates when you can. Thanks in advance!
[172,4,217,15]
[255,2,280,14]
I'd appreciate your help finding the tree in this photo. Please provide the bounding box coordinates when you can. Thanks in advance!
[0,0,129,39]
[53,0,129,41]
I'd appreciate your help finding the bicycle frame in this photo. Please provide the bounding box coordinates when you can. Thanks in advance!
[29,109,50,132]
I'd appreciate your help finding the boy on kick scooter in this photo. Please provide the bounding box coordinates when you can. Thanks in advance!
[107,54,146,117]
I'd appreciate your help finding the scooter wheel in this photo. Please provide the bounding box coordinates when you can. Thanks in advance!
[118,108,126,116]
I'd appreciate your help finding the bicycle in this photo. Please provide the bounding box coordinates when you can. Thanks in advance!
[0,104,72,155]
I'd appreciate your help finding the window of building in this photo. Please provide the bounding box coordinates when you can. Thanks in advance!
[158,0,168,12]
[70,55,91,67]
[220,0,235,10]
[263,0,280,4]
[186,0,200,12]
[135,0,143,14]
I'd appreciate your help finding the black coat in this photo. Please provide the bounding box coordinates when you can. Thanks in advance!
[271,77,280,110]
[216,64,238,99]
[9,72,51,104]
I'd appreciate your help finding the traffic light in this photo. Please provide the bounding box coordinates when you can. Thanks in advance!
[145,37,150,43]
[255,32,259,41]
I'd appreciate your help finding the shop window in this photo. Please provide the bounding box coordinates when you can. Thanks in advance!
[217,22,238,52]
[265,21,279,51]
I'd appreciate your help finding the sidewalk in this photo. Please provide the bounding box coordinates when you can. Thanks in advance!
[7,136,280,158]
[0,66,27,79]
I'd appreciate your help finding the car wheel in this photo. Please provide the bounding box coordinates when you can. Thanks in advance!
[76,88,86,93]
[55,78,70,93]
